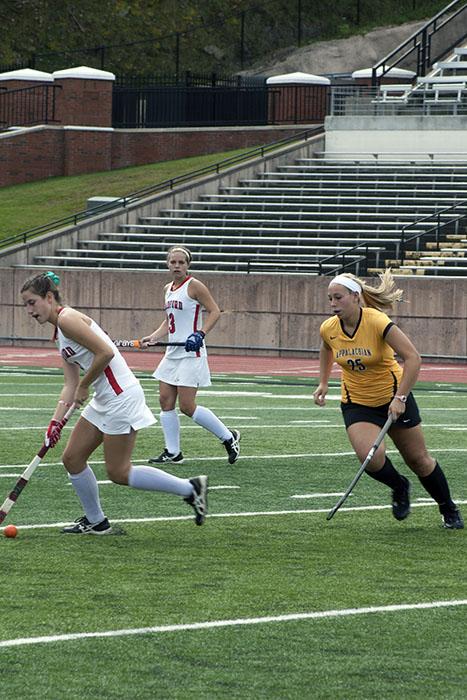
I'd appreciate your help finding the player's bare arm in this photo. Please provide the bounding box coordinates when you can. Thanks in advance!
[385,324,421,418]
[58,308,114,404]
[51,360,81,421]
[188,279,221,334]
[140,318,169,347]
[314,340,333,406]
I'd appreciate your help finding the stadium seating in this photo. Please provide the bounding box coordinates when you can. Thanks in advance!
[31,156,467,276]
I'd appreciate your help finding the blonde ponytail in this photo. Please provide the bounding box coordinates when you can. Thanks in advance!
[336,269,404,311]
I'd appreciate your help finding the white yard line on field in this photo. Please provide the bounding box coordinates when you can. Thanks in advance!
[0,599,466,649]
[2,447,467,470]
[66,481,240,489]
[3,499,467,532]
[1,423,467,431]
[291,493,345,499]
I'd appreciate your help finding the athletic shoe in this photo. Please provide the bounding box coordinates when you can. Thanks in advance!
[391,475,411,521]
[184,475,208,525]
[148,449,184,464]
[223,429,241,464]
[441,507,464,530]
[62,516,112,535]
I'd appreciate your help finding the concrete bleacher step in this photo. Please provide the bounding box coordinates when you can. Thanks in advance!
[259,171,467,184]
[79,238,385,253]
[55,248,368,263]
[426,239,466,249]
[199,192,466,205]
[140,213,450,225]
[279,163,467,174]
[174,203,464,217]
[122,221,418,238]
[225,180,467,200]
[32,254,367,274]
[404,249,466,258]
[118,221,430,235]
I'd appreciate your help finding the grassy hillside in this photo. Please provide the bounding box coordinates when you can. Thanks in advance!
[0,148,254,241]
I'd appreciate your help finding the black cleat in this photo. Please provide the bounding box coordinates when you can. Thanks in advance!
[184,475,208,525]
[62,516,112,535]
[223,429,241,464]
[441,507,464,530]
[392,476,411,521]
[148,449,184,464]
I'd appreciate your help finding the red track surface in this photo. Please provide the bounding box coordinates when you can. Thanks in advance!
[1,346,467,383]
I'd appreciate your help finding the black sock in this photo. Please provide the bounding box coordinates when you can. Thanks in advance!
[365,457,406,491]
[418,462,456,511]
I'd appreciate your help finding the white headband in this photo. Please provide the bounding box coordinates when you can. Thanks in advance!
[329,275,362,294]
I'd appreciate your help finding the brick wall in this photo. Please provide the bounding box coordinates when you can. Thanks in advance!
[110,126,309,169]
[63,128,113,175]
[0,124,311,187]
[0,127,64,186]
[54,78,113,127]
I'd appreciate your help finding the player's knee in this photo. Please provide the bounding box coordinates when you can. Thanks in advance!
[179,402,195,417]
[406,453,435,476]
[62,448,81,473]
[106,465,129,485]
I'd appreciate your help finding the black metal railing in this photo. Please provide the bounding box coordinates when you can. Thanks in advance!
[399,200,467,264]
[0,83,61,128]
[0,126,323,251]
[112,85,270,128]
[317,242,376,276]
[372,0,467,85]
[244,242,377,276]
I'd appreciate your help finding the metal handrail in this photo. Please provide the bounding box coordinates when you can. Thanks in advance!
[0,125,323,250]
[243,241,378,275]
[371,0,467,85]
[399,199,467,264]
[317,242,376,276]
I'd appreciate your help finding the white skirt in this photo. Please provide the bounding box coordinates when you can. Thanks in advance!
[153,355,211,388]
[82,384,156,435]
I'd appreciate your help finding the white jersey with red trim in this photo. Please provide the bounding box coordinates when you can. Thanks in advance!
[56,319,139,405]
[164,276,206,359]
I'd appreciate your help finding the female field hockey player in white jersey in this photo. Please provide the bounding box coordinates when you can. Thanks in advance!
[140,246,240,465]
[20,271,208,533]
[313,270,463,529]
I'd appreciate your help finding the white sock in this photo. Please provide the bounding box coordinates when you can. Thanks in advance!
[68,465,105,524]
[128,465,192,497]
[192,405,231,441]
[160,409,181,455]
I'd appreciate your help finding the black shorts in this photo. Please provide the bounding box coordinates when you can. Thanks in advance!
[341,392,421,430]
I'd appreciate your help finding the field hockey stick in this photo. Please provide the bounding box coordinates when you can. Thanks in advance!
[113,339,185,348]
[326,414,395,521]
[0,403,77,526]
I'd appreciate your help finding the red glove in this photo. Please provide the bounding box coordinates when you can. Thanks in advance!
[45,419,63,448]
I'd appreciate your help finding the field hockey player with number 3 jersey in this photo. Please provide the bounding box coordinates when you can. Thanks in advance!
[140,246,240,466]
[314,270,463,529]
[20,271,208,532]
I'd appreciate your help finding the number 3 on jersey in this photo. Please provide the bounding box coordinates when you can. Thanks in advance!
[347,358,366,371]
[168,312,176,334]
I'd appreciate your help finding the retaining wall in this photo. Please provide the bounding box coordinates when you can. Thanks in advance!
[3,268,466,359]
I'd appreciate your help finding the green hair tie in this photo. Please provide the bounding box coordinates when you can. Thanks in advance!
[44,271,60,286]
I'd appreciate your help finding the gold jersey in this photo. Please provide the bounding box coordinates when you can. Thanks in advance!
[320,307,402,406]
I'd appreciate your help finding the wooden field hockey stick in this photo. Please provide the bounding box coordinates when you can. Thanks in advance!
[0,404,77,526]
[326,414,395,521]
[113,339,185,348]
